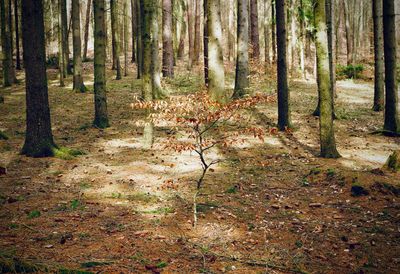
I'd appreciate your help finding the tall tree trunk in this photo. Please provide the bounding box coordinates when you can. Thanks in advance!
[131,0,136,62]
[326,0,336,98]
[372,0,384,112]
[314,0,340,158]
[1,0,16,86]
[203,0,208,85]
[193,0,200,64]
[276,0,290,130]
[343,0,353,65]
[21,0,57,157]
[250,0,260,59]
[123,0,128,76]
[233,0,249,98]
[58,0,65,86]
[110,0,122,79]
[82,0,91,61]
[383,0,399,134]
[93,0,109,128]
[187,0,194,68]
[271,0,276,62]
[162,0,174,77]
[72,0,87,92]
[61,0,71,75]
[264,0,270,64]
[14,0,21,70]
[136,0,142,78]
[207,0,226,103]
[176,0,186,60]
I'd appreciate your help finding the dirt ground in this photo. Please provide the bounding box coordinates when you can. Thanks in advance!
[1,62,400,274]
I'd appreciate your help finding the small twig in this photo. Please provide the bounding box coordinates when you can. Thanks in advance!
[20,223,40,233]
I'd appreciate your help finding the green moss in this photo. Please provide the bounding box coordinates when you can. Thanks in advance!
[53,147,85,160]
[27,210,41,219]
[126,192,159,204]
[385,151,400,172]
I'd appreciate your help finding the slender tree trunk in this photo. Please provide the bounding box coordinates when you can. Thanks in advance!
[14,0,21,70]
[136,0,142,78]
[162,0,174,77]
[250,0,260,59]
[72,0,87,92]
[264,0,270,64]
[58,0,65,86]
[131,0,136,62]
[372,0,384,112]
[298,0,306,79]
[187,0,194,68]
[21,0,57,157]
[343,0,353,65]
[1,0,15,86]
[123,0,128,76]
[383,0,399,134]
[203,0,208,85]
[61,0,71,75]
[233,0,249,98]
[177,0,186,60]
[207,0,226,103]
[93,0,109,128]
[82,0,91,61]
[110,0,122,79]
[271,0,276,62]
[314,0,340,158]
[193,0,200,64]
[276,0,290,130]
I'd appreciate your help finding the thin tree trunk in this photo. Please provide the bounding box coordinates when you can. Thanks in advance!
[72,0,87,92]
[110,0,122,79]
[264,0,270,65]
[276,0,290,130]
[250,0,260,59]
[136,0,142,78]
[123,0,128,76]
[162,0,174,77]
[58,0,65,86]
[131,0,136,62]
[343,0,353,65]
[207,0,226,103]
[21,0,57,157]
[271,0,276,62]
[372,0,384,112]
[233,0,249,98]
[82,0,91,61]
[61,0,71,75]
[383,0,399,134]
[193,0,200,64]
[203,0,208,85]
[93,0,109,128]
[187,0,194,68]
[1,0,15,86]
[14,0,21,70]
[314,0,340,158]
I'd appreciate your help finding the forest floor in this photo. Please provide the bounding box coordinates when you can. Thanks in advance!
[0,61,400,274]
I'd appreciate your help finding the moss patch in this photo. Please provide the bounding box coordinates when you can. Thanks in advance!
[53,147,85,160]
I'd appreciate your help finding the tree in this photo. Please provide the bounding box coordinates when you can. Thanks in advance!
[276,0,290,130]
[233,0,249,98]
[193,0,201,64]
[131,0,136,63]
[21,0,57,157]
[314,0,340,158]
[72,0,87,92]
[123,0,128,76]
[264,0,270,64]
[372,0,384,112]
[271,0,276,62]
[14,0,21,70]
[203,0,208,85]
[93,0,109,128]
[110,0,122,79]
[187,0,194,68]
[1,0,16,87]
[58,0,65,86]
[250,0,260,59]
[207,0,226,103]
[382,0,399,134]
[162,0,174,77]
[60,0,71,75]
[82,0,91,61]
[135,0,143,78]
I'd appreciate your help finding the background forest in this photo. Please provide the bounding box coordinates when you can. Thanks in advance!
[0,0,400,273]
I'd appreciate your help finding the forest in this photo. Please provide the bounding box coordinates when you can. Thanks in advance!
[0,0,399,273]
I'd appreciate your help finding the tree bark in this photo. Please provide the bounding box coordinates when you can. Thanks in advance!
[14,0,21,70]
[136,0,142,78]
[110,0,122,79]
[58,0,65,86]
[372,0,384,112]
[383,0,399,134]
[343,0,353,65]
[187,0,194,68]
[82,0,91,61]
[1,0,16,86]
[233,0,249,98]
[93,0,109,128]
[314,0,340,158]
[21,0,57,157]
[207,0,226,103]
[193,0,201,64]
[250,0,260,59]
[203,0,208,85]
[61,0,71,75]
[72,0,87,92]
[264,0,270,64]
[131,0,136,63]
[123,0,128,76]
[162,0,174,77]
[276,0,290,130]
[271,0,276,63]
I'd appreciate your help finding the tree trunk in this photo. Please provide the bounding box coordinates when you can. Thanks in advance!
[203,0,208,85]
[58,0,65,86]
[250,0,260,59]
[372,0,384,112]
[136,0,142,78]
[131,0,136,62]
[264,0,270,64]
[82,0,91,61]
[1,0,16,86]
[298,0,306,79]
[123,0,128,76]
[314,0,340,158]
[14,0,21,70]
[72,0,87,92]
[93,0,109,128]
[21,0,57,157]
[162,0,174,77]
[110,0,122,79]
[343,0,353,65]
[193,0,201,64]
[207,0,226,103]
[61,0,71,75]
[233,0,249,98]
[187,0,194,68]
[383,0,399,134]
[271,0,276,63]
[176,0,186,60]
[276,0,290,130]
